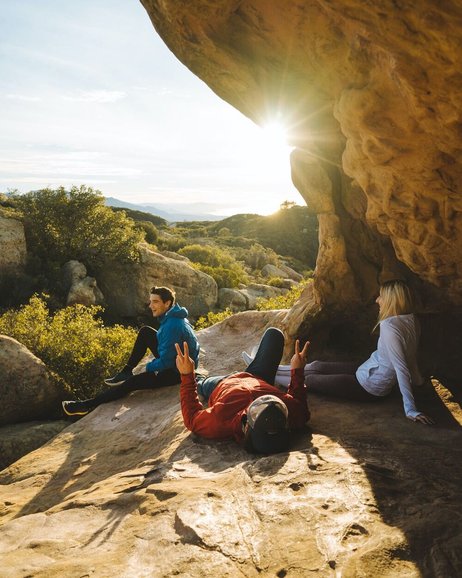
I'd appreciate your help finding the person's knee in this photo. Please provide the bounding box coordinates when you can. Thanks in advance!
[138,325,156,337]
[263,327,284,342]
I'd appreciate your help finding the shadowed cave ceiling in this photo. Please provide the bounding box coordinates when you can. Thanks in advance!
[140,0,462,366]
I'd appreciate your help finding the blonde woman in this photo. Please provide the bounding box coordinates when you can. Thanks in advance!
[251,280,433,425]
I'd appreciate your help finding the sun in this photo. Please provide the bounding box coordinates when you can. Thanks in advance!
[261,121,290,147]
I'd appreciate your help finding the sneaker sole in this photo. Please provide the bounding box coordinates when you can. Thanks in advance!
[62,402,89,416]
[104,379,126,386]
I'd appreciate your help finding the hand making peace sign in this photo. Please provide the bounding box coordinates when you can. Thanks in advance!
[175,341,195,375]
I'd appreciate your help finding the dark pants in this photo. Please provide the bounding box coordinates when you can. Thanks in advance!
[197,327,284,402]
[306,360,379,402]
[85,326,180,408]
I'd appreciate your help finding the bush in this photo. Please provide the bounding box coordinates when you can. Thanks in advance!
[195,308,234,330]
[256,279,312,311]
[179,243,247,287]
[239,243,279,270]
[0,296,137,399]
[266,276,286,288]
[135,220,158,245]
[158,234,189,252]
[193,264,244,288]
[12,186,143,274]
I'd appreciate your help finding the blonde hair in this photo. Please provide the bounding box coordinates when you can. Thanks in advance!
[377,280,414,325]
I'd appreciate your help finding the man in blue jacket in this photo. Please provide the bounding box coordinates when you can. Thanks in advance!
[62,286,200,416]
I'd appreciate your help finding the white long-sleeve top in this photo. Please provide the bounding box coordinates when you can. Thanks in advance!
[356,314,423,419]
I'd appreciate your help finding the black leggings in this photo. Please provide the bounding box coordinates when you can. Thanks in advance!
[307,361,381,402]
[85,326,180,408]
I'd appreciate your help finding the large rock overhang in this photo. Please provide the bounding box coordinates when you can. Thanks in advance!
[140,0,462,373]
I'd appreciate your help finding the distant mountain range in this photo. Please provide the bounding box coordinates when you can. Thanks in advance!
[105,197,228,222]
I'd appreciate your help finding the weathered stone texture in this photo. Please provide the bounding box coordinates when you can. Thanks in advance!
[98,243,218,319]
[0,335,64,426]
[0,215,26,274]
[141,0,462,310]
[1,313,461,577]
[62,260,105,307]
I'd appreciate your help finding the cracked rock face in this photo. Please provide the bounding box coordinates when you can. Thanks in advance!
[140,0,462,317]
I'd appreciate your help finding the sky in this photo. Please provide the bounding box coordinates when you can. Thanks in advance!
[1,0,301,216]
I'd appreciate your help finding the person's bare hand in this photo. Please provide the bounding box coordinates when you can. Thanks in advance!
[290,339,310,370]
[175,341,195,375]
[414,413,434,425]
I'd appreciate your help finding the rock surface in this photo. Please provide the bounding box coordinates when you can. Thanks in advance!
[262,263,302,282]
[218,283,287,312]
[1,312,462,577]
[62,260,105,307]
[141,0,462,371]
[0,215,26,275]
[0,420,69,471]
[98,243,218,319]
[0,336,65,426]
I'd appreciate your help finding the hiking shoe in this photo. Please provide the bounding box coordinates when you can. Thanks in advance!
[104,368,133,386]
[62,400,89,416]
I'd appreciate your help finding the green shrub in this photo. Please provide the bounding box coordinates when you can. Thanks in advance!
[195,308,234,330]
[135,220,158,245]
[158,234,189,252]
[0,295,137,399]
[179,243,247,287]
[239,243,279,270]
[266,276,286,288]
[193,264,245,288]
[256,279,312,311]
[12,186,143,274]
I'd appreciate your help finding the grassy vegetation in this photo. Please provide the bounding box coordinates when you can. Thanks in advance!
[0,295,137,399]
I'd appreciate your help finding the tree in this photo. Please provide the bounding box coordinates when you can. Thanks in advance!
[13,186,143,273]
[280,200,296,210]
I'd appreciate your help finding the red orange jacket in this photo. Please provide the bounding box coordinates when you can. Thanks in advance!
[180,368,310,444]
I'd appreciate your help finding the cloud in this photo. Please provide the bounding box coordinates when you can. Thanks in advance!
[62,90,126,103]
[5,93,41,102]
[0,150,141,178]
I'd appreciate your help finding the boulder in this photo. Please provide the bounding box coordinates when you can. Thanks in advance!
[161,250,190,262]
[62,260,105,307]
[262,263,302,282]
[0,335,65,426]
[218,284,287,312]
[98,243,218,319]
[239,283,287,309]
[0,420,69,471]
[0,215,26,275]
[218,287,248,311]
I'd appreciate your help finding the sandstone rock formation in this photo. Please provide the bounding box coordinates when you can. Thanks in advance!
[62,260,105,307]
[1,312,461,577]
[262,263,303,282]
[0,215,26,275]
[0,335,65,426]
[140,0,462,372]
[0,420,68,471]
[98,243,218,320]
[218,283,287,312]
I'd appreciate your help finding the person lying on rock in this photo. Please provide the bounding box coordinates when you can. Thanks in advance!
[263,280,434,425]
[62,285,200,417]
[175,328,310,454]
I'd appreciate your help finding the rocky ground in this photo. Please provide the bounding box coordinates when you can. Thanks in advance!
[1,311,461,577]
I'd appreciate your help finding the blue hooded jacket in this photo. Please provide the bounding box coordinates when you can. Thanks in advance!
[146,303,199,373]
